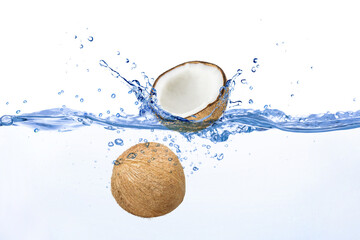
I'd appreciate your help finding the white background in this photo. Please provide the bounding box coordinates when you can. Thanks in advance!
[1,1,360,239]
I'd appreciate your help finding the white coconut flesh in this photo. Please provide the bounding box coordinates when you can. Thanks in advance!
[154,63,224,118]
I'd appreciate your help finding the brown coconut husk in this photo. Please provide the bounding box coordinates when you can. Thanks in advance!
[150,61,228,132]
[111,142,185,218]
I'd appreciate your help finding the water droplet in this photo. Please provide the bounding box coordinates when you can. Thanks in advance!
[117,51,120,55]
[134,101,139,105]
[75,95,79,98]
[264,105,269,109]
[237,69,242,73]
[23,100,27,104]
[34,128,39,133]
[74,35,78,39]
[80,98,84,102]
[6,102,9,105]
[98,88,101,92]
[0,115,13,126]
[249,86,253,90]
[126,58,130,63]
[217,153,224,161]
[193,167,199,171]
[251,66,256,73]
[291,94,294,97]
[80,44,84,49]
[111,93,116,98]
[106,110,110,114]
[16,110,21,114]
[127,153,137,159]
[116,113,120,117]
[249,99,253,104]
[253,58,258,63]
[114,138,124,146]
[241,79,247,84]
[99,113,103,117]
[353,98,356,102]
[131,62,137,69]
[108,141,114,147]
[88,36,93,42]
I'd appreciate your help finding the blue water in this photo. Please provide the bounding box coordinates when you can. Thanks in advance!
[2,35,360,173]
[2,59,360,144]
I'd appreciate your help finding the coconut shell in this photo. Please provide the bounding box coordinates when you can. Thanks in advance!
[151,61,228,132]
[111,142,185,218]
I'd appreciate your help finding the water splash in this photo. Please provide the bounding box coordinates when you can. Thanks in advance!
[2,67,360,144]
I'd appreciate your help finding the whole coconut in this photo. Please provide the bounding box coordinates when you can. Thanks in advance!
[111,142,186,218]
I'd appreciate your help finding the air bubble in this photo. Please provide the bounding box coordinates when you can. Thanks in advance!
[253,58,258,63]
[113,160,121,165]
[16,110,21,114]
[80,98,84,102]
[127,153,137,159]
[241,79,247,84]
[98,88,101,92]
[34,128,39,133]
[251,67,256,73]
[249,99,253,104]
[88,36,94,42]
[108,141,114,147]
[80,44,84,49]
[193,167,199,171]
[111,93,116,98]
[217,153,224,161]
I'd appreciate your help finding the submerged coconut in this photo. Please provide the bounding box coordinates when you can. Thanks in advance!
[151,61,228,132]
[111,142,185,218]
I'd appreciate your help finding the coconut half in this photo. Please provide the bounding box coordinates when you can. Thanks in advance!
[151,61,228,131]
